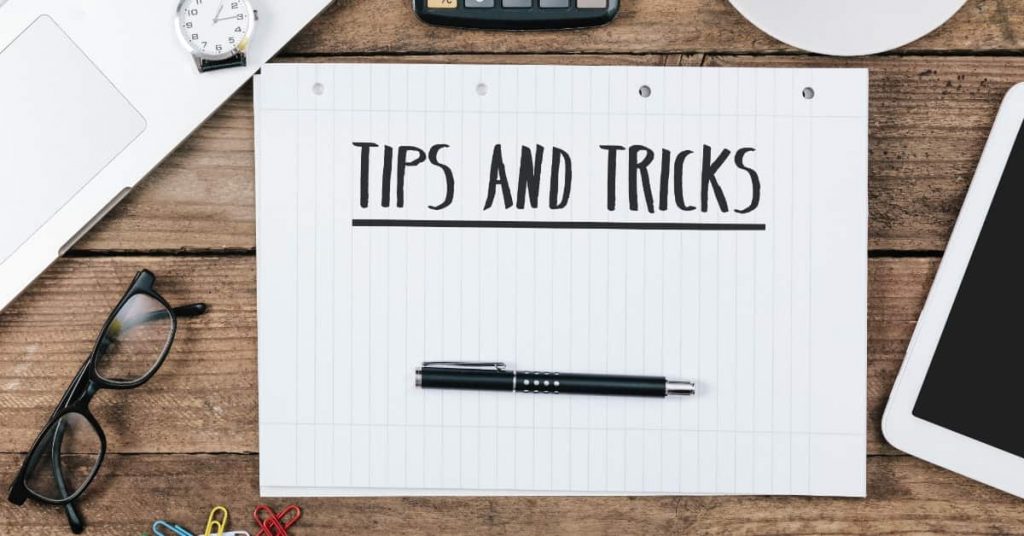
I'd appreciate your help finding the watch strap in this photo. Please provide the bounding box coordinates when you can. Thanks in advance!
[197,52,247,73]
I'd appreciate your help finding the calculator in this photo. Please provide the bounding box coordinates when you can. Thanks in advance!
[413,0,620,30]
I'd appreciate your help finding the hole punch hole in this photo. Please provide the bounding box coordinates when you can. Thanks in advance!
[312,82,325,96]
[476,83,488,96]
[802,87,815,100]
[639,85,652,98]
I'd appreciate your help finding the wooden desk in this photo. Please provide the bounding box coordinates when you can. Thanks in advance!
[3,1,1024,533]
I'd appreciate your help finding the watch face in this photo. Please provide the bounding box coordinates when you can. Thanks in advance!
[176,0,254,60]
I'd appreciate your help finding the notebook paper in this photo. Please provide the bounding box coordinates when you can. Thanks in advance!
[255,63,868,497]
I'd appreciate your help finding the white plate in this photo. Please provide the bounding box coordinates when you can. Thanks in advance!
[728,0,966,56]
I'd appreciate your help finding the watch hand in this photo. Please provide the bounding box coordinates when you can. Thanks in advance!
[214,16,238,22]
[213,2,224,23]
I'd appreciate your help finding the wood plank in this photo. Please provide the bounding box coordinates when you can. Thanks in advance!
[0,257,257,455]
[73,54,695,253]
[0,255,933,456]
[284,0,1024,55]
[73,83,258,253]
[74,54,1020,253]
[708,54,1019,251]
[1,454,1021,535]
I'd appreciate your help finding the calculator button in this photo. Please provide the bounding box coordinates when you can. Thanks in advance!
[465,0,495,6]
[576,0,607,7]
[427,0,458,7]
[540,0,569,6]
[502,0,531,7]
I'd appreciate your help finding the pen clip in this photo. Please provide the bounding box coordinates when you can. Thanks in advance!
[421,361,507,371]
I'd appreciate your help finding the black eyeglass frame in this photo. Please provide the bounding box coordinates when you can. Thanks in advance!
[6,269,207,533]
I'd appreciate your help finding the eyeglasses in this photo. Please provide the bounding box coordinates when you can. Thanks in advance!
[6,269,207,534]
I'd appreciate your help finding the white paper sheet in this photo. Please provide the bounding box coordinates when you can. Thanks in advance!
[255,63,868,497]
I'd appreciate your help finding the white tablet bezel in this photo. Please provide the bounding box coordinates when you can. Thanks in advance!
[882,82,1024,499]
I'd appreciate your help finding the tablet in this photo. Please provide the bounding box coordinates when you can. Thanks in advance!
[883,82,1024,498]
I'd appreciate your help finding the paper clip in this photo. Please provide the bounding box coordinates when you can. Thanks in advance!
[204,506,229,536]
[253,504,301,536]
[153,520,195,536]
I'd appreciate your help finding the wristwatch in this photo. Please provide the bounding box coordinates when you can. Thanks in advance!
[175,0,257,73]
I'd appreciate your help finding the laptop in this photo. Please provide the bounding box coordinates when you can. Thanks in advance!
[0,0,332,311]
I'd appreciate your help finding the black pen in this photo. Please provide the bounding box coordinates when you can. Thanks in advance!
[415,362,696,398]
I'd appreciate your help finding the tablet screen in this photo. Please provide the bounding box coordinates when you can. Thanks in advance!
[912,122,1024,458]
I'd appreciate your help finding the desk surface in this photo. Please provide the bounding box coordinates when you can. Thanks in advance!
[4,0,1024,533]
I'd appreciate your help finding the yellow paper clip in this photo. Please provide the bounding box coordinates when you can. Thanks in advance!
[204,506,229,536]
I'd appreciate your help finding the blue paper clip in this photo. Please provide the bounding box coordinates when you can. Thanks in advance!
[153,520,196,536]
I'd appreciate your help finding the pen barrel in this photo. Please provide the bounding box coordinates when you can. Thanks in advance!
[418,368,515,391]
[517,371,666,397]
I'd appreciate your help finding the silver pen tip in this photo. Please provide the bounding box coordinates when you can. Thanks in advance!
[415,369,422,387]
[666,380,696,396]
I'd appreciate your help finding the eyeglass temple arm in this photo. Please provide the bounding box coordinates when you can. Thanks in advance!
[62,492,84,533]
[48,421,84,533]
[53,362,91,418]
[116,304,208,334]
[173,303,207,317]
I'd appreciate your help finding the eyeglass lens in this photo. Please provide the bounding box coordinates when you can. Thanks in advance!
[24,412,102,501]
[93,294,173,384]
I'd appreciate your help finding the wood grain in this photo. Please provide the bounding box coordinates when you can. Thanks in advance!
[1,454,1022,535]
[284,0,1024,55]
[708,54,1022,252]
[4,1,1019,532]
[0,255,932,457]
[74,54,693,254]
[75,54,1024,253]
[0,257,256,455]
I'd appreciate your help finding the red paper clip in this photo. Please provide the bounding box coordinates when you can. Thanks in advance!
[253,504,302,536]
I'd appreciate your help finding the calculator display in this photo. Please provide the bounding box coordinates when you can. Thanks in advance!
[413,0,619,30]
[912,121,1024,459]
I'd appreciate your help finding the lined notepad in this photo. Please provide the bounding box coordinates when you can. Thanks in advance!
[255,63,868,497]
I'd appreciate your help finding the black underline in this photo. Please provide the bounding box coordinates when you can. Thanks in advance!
[352,219,766,231]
